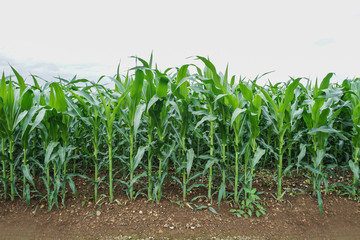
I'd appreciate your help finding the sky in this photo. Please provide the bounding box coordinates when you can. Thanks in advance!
[0,0,359,85]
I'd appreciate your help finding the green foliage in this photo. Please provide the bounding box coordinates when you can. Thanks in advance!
[0,58,358,217]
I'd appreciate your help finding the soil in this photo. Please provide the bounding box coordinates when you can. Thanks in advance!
[1,173,360,240]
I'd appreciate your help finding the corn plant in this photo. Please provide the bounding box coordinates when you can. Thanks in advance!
[342,78,360,198]
[66,81,103,201]
[239,82,265,200]
[96,83,130,202]
[302,73,346,212]
[257,78,300,199]
[148,71,172,203]
[0,73,29,200]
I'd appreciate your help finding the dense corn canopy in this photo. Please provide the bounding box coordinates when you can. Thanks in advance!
[0,56,359,215]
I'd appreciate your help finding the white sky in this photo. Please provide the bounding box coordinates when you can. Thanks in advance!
[0,0,359,85]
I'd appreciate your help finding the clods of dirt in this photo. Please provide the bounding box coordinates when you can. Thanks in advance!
[1,175,360,239]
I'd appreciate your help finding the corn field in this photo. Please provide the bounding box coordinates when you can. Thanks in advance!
[0,55,359,216]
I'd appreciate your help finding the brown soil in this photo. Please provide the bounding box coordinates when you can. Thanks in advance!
[0,174,359,240]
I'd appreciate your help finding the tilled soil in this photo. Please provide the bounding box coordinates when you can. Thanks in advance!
[0,175,359,240]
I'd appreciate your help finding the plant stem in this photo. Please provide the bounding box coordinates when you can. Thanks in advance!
[277,133,284,200]
[9,139,14,201]
[234,134,239,203]
[109,141,113,202]
[157,136,164,203]
[277,146,283,200]
[23,148,27,199]
[222,143,226,200]
[130,132,134,200]
[208,120,214,201]
[182,136,186,201]
[62,148,67,201]
[147,130,153,200]
[94,143,98,202]
[2,138,7,199]
[46,162,50,202]
[234,151,239,203]
[353,146,359,197]
[312,139,318,194]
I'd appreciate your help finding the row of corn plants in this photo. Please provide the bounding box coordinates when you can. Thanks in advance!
[0,55,359,215]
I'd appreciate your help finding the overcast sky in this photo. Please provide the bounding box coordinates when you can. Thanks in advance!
[0,0,359,85]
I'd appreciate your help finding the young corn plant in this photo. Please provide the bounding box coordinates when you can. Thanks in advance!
[143,70,157,200]
[257,78,300,200]
[0,73,8,199]
[124,69,145,200]
[0,72,29,200]
[194,57,238,202]
[96,83,131,202]
[170,64,193,201]
[125,55,158,201]
[148,71,172,203]
[229,96,246,203]
[283,85,304,168]
[214,67,233,202]
[302,73,346,212]
[342,78,360,198]
[239,81,265,200]
[10,68,37,203]
[66,81,103,202]
[20,104,45,204]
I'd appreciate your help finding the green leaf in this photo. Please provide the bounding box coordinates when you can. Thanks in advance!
[10,66,26,94]
[349,160,359,180]
[157,76,169,98]
[308,126,339,135]
[29,108,46,133]
[297,144,307,166]
[317,190,323,214]
[176,64,190,99]
[22,165,35,187]
[21,90,34,111]
[252,147,265,168]
[239,83,253,102]
[315,149,325,168]
[218,182,226,206]
[66,176,77,198]
[147,95,160,111]
[45,142,59,166]
[253,95,262,109]
[50,82,67,112]
[283,78,300,107]
[133,146,147,172]
[194,114,217,130]
[203,157,218,173]
[1,72,7,100]
[208,207,220,215]
[21,106,38,137]
[258,86,278,113]
[195,56,221,89]
[319,73,334,90]
[186,149,194,178]
[131,70,145,106]
[231,108,246,126]
[133,103,146,138]
[12,110,28,131]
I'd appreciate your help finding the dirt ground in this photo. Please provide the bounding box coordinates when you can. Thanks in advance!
[1,174,360,240]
